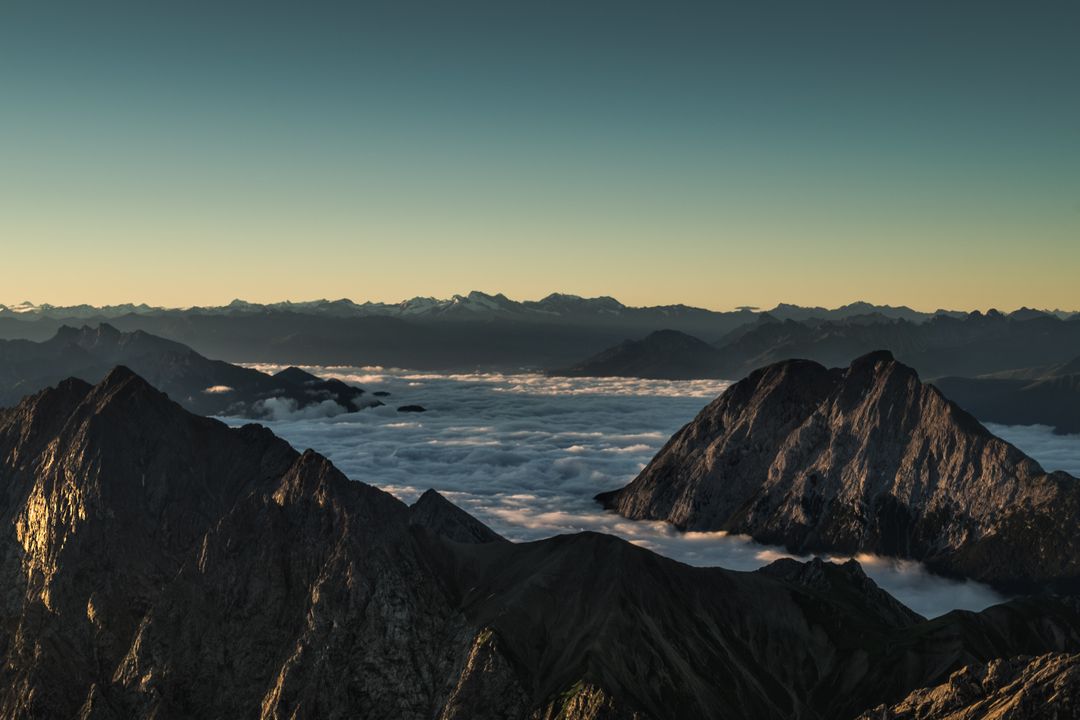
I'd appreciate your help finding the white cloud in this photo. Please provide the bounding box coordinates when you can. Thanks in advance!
[222,366,1042,619]
[202,385,234,394]
[252,396,349,421]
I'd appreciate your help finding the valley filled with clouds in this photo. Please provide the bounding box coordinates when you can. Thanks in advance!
[230,366,1080,618]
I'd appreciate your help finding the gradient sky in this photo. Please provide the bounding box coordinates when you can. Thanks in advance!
[1,1,1078,311]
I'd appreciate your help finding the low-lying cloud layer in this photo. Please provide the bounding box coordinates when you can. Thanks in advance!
[985,423,1080,477]
[226,366,1080,619]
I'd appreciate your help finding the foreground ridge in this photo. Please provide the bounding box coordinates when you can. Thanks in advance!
[856,653,1080,720]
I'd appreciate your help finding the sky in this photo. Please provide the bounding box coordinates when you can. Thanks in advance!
[1,0,1078,312]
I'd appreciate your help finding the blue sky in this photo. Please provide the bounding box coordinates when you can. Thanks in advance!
[1,1,1078,310]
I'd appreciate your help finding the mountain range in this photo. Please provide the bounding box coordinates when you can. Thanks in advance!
[4,367,1080,718]
[598,351,1080,593]
[0,293,983,324]
[0,294,1015,372]
[554,312,1080,432]
[559,311,1080,380]
[0,323,379,417]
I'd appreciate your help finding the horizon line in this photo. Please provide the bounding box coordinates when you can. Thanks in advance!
[2,293,1077,317]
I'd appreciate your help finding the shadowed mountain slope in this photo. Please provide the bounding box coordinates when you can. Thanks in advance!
[0,324,377,417]
[934,356,1080,435]
[710,312,1080,380]
[549,329,725,379]
[548,311,1080,382]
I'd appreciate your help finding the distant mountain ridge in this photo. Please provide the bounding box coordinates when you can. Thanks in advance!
[934,355,1080,435]
[3,295,1076,373]
[554,310,1080,383]
[551,329,725,379]
[0,323,379,417]
[1,292,996,322]
[0,295,972,371]
[709,309,1080,379]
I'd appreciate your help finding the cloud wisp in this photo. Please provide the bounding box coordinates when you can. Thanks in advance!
[217,366,1080,619]
[252,396,350,421]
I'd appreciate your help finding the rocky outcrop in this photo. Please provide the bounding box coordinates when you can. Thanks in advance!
[5,368,1080,718]
[440,630,532,720]
[531,683,650,720]
[857,653,1080,719]
[409,489,506,544]
[598,351,1080,592]
[0,324,380,417]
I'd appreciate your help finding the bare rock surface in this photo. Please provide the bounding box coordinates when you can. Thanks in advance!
[409,489,507,544]
[598,351,1080,592]
[857,653,1080,719]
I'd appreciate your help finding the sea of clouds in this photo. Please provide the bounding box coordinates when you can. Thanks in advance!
[228,365,1080,619]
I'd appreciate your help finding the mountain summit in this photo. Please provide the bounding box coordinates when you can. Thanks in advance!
[598,351,1080,592]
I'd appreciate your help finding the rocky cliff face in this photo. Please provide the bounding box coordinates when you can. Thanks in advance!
[598,351,1080,592]
[857,653,1080,719]
[4,368,1080,718]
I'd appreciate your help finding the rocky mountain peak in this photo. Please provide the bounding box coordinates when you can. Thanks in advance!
[54,322,123,346]
[847,348,895,371]
[409,489,506,544]
[599,353,1079,591]
[78,363,181,420]
[273,365,322,386]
